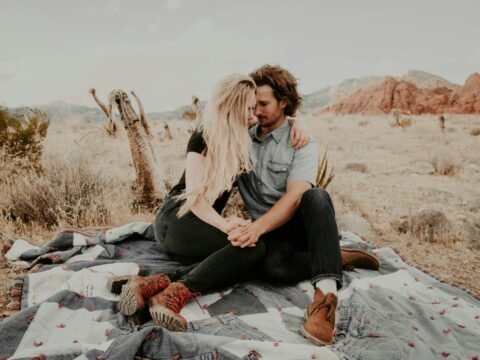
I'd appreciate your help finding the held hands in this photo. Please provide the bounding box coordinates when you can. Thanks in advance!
[227,221,262,248]
[225,216,250,233]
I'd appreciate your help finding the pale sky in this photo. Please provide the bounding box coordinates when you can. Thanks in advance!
[1,0,479,112]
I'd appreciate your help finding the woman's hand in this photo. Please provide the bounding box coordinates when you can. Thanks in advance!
[225,216,250,233]
[289,117,309,149]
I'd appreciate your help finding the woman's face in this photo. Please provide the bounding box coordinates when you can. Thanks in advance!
[246,91,258,127]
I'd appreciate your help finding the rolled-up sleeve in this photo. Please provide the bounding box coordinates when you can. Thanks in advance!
[287,141,318,186]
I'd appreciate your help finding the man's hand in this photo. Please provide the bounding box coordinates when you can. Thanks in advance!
[227,222,263,248]
[289,118,309,149]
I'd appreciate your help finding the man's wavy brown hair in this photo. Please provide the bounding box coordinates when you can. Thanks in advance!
[250,64,302,117]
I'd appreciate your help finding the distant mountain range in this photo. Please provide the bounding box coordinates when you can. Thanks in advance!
[302,70,459,114]
[9,70,460,122]
[319,71,478,115]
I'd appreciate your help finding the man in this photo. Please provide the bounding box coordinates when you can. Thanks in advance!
[228,64,378,346]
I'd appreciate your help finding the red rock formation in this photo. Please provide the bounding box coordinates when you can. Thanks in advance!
[317,73,480,115]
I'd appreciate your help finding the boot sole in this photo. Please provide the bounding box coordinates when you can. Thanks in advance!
[118,283,141,316]
[150,306,186,332]
[341,248,381,269]
[128,307,152,325]
[107,275,135,295]
[300,324,334,346]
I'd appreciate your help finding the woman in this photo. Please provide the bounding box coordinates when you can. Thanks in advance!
[118,74,306,331]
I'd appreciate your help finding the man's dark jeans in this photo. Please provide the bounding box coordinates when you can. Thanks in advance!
[259,188,343,289]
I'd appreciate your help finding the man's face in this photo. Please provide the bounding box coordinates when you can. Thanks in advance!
[255,85,286,130]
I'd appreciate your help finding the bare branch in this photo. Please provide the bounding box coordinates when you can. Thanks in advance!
[89,88,111,118]
[130,90,152,137]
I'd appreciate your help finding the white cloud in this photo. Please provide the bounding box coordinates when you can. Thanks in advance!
[0,72,15,81]
[147,23,159,32]
[165,0,182,10]
[106,0,122,13]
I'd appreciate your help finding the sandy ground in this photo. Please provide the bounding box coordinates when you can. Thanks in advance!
[1,114,479,317]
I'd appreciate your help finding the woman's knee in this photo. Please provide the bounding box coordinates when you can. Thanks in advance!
[260,256,289,283]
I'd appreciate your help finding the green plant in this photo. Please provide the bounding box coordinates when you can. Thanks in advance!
[0,107,49,174]
[316,149,334,189]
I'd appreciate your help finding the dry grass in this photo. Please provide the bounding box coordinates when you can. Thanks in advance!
[471,127,480,136]
[1,114,480,317]
[1,153,125,229]
[430,151,462,175]
[409,208,457,244]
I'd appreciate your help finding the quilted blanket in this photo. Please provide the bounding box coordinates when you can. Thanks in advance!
[1,222,479,359]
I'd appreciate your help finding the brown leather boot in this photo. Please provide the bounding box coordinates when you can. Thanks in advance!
[148,282,197,332]
[341,248,380,270]
[301,289,337,346]
[117,273,171,316]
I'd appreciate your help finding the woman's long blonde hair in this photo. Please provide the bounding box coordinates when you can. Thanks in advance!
[177,74,255,217]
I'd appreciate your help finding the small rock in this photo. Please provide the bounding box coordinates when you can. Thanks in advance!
[337,213,373,240]
[465,163,480,172]
[410,162,435,175]
[428,188,455,200]
[467,198,480,212]
[456,220,480,243]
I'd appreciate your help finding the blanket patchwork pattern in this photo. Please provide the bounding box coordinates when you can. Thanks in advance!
[1,222,479,359]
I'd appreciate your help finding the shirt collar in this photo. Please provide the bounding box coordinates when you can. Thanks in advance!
[253,118,290,144]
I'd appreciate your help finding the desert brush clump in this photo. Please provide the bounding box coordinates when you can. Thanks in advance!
[408,208,457,244]
[470,128,480,136]
[430,151,462,175]
[0,153,126,229]
[0,107,49,175]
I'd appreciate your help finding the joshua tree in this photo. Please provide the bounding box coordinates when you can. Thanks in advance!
[390,109,412,128]
[91,88,170,209]
[439,115,445,131]
[89,88,117,136]
[392,108,401,127]
[163,121,173,140]
[182,96,203,122]
[130,90,153,138]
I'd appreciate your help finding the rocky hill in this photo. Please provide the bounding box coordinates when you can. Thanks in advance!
[317,73,479,115]
[301,76,382,113]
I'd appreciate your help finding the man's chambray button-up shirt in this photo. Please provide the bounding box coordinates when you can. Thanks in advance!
[238,119,318,220]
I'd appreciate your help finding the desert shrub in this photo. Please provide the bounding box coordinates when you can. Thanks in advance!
[344,162,368,173]
[0,107,49,174]
[430,152,461,175]
[408,208,456,244]
[0,153,116,229]
[470,128,480,136]
[316,150,334,189]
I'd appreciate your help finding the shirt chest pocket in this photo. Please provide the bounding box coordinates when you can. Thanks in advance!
[266,161,290,191]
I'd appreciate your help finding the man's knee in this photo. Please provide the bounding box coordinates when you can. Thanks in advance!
[299,188,334,214]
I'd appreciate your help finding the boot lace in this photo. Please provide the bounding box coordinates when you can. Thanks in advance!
[309,296,337,322]
[138,276,170,298]
[166,285,201,313]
